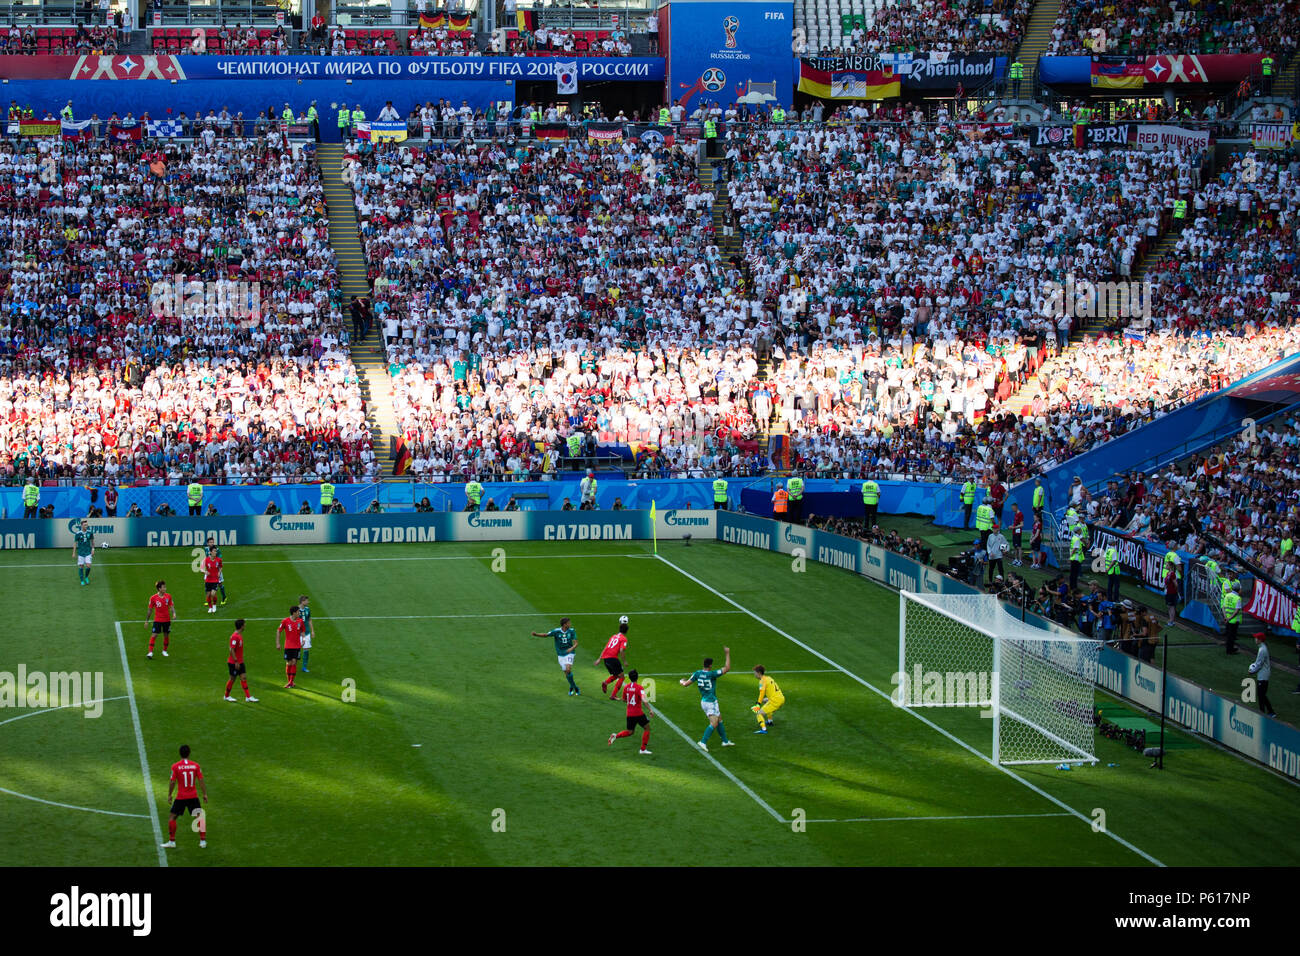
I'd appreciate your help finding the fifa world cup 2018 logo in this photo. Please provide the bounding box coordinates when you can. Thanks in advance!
[723,15,739,48]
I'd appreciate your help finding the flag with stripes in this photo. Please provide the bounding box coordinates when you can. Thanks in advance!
[146,118,183,138]
[61,119,93,141]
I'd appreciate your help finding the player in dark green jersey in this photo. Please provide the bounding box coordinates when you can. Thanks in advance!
[73,519,95,586]
[205,535,227,604]
[298,594,313,672]
[679,646,732,751]
[531,616,580,695]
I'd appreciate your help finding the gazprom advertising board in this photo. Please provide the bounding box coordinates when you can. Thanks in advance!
[663,0,795,109]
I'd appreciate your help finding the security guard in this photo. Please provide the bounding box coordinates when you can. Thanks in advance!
[658,105,671,126]
[960,478,976,528]
[1069,531,1086,591]
[862,477,880,527]
[22,478,39,518]
[771,485,789,517]
[1009,59,1024,98]
[1104,543,1122,601]
[465,476,484,512]
[338,104,350,137]
[1221,580,1242,655]
[566,432,582,461]
[282,102,294,124]
[704,117,717,139]
[712,476,729,511]
[307,101,319,140]
[1032,476,1044,519]
[771,105,786,123]
[1262,54,1275,94]
[975,496,994,548]
[351,104,366,135]
[320,480,335,513]
[1173,196,1188,230]
[187,480,203,516]
[60,100,74,122]
[786,475,804,524]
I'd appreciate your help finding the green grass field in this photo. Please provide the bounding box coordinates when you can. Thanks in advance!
[2,538,1297,867]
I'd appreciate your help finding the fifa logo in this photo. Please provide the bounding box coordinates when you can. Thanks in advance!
[723,15,739,48]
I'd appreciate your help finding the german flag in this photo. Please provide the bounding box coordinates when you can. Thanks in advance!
[448,12,472,31]
[394,436,412,477]
[517,9,537,31]
[419,12,445,28]
[1090,57,1145,89]
[797,60,899,100]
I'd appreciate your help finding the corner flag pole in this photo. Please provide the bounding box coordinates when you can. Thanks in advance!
[652,500,658,554]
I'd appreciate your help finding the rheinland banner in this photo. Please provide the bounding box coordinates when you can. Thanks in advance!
[903,52,1006,89]
[1133,124,1211,151]
[0,54,665,83]
[798,56,900,99]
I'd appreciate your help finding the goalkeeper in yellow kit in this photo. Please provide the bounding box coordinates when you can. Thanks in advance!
[751,665,785,734]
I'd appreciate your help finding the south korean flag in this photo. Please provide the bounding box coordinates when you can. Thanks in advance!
[556,61,578,96]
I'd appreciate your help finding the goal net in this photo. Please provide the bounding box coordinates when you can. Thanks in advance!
[897,591,1101,765]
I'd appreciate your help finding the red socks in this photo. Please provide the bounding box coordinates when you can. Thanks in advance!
[615,730,632,739]
[225,679,234,696]
[168,819,177,839]
[240,678,250,698]
[641,731,651,750]
[285,663,296,686]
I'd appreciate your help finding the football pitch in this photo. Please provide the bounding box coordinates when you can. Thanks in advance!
[2,538,1296,867]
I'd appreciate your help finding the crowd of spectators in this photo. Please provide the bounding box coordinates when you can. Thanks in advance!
[814,0,1032,56]
[1,23,119,55]
[0,131,377,484]
[1047,0,1299,56]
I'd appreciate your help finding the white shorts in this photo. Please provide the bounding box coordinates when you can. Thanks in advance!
[557,653,575,670]
[77,554,92,567]
[700,700,720,718]
[301,633,312,650]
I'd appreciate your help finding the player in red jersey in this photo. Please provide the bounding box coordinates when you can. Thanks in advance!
[146,580,175,659]
[202,548,223,614]
[275,605,304,689]
[160,744,207,849]
[607,669,654,754]
[595,619,629,699]
[224,618,259,703]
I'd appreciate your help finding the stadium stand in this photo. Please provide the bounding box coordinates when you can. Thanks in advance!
[797,0,1032,56]
[1047,0,1300,56]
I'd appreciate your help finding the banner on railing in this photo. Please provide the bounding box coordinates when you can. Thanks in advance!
[1132,124,1211,151]
[1245,576,1297,630]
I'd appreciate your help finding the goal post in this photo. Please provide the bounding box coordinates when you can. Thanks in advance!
[897,591,1101,766]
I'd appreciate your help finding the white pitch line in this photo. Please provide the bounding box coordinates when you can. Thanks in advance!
[0,553,650,570]
[0,785,150,820]
[650,703,786,824]
[640,668,840,677]
[114,621,168,868]
[0,695,152,820]
[801,812,1074,824]
[129,610,744,624]
[653,554,1166,868]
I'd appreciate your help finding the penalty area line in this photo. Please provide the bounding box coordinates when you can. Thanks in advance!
[650,703,786,825]
[802,811,1075,824]
[114,621,168,867]
[653,554,1165,867]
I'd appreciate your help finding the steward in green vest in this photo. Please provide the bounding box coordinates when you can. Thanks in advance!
[1221,583,1242,654]
[1032,479,1044,515]
[771,106,786,123]
[1069,533,1085,590]
[465,479,484,511]
[282,104,294,123]
[713,477,729,510]
[338,107,350,134]
[658,106,670,125]
[786,475,804,524]
[975,500,994,547]
[862,479,880,526]
[1173,198,1188,229]
[320,481,335,512]
[22,480,39,518]
[1104,545,1121,600]
[961,479,976,528]
[704,119,717,139]
[1009,60,1024,97]
[351,106,365,132]
[1262,54,1275,93]
[566,433,582,459]
[60,102,74,121]
[187,481,203,516]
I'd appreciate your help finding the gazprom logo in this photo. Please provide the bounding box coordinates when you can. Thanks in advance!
[468,512,515,528]
[1228,704,1256,739]
[664,510,709,527]
[1134,664,1157,694]
[783,524,808,547]
[67,519,115,535]
[269,514,316,532]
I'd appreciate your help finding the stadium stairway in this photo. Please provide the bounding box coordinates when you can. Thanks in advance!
[1012,0,1062,86]
[700,158,742,260]
[318,142,401,480]
[1274,55,1300,103]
